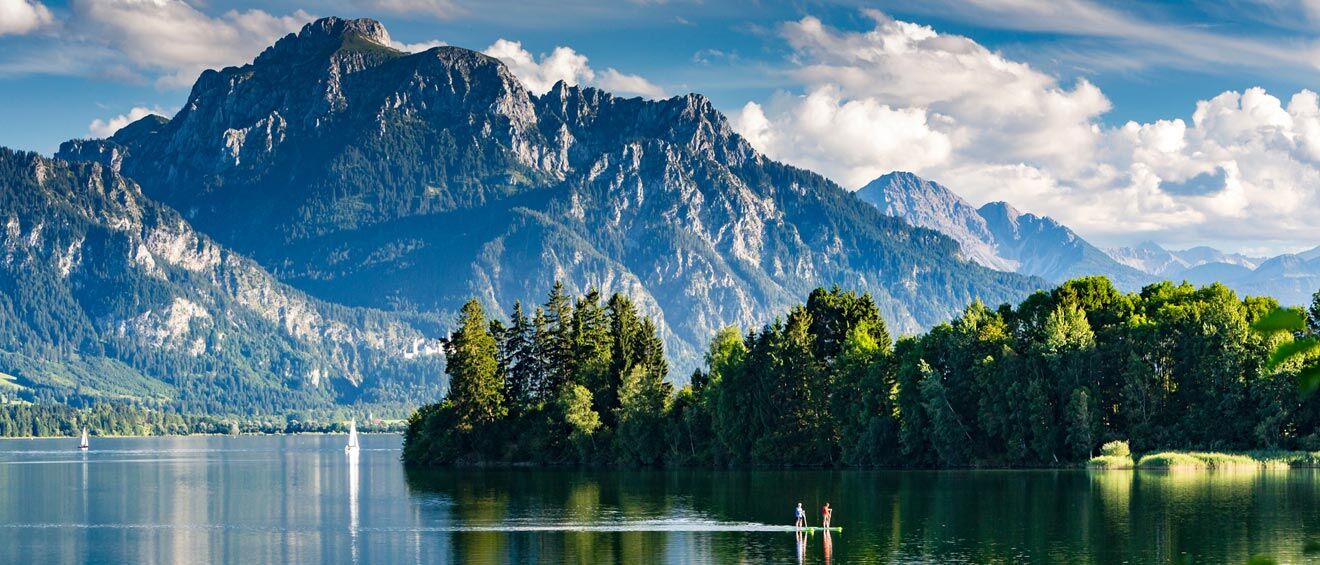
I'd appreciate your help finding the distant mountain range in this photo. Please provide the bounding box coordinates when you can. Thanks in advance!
[859,171,1320,305]
[0,17,1043,413]
[856,172,1153,290]
[1107,240,1320,306]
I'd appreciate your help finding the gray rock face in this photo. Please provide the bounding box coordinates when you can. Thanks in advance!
[0,148,444,411]
[856,172,1152,290]
[57,17,1041,369]
[856,172,1014,272]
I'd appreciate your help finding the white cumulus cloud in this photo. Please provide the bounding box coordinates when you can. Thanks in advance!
[0,0,53,36]
[390,38,447,52]
[483,39,665,99]
[87,105,171,138]
[68,0,312,88]
[597,68,666,100]
[732,11,1320,253]
[733,87,952,188]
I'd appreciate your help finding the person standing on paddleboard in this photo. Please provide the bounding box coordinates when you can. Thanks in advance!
[795,502,806,528]
[822,503,832,528]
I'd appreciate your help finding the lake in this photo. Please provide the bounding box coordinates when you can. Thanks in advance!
[0,435,1316,563]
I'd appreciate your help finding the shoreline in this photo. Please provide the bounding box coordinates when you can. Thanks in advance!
[1088,450,1320,470]
[0,431,404,440]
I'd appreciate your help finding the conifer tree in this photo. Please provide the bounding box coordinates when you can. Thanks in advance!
[542,282,575,395]
[445,300,506,437]
[572,289,614,422]
[505,301,536,413]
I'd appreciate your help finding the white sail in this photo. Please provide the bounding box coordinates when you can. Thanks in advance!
[78,428,89,449]
[345,420,359,452]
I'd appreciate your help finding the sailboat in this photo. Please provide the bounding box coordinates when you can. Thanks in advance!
[77,428,89,450]
[344,420,359,454]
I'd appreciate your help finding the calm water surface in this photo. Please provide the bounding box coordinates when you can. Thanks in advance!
[0,435,1317,563]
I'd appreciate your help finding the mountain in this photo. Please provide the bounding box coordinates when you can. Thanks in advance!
[0,148,444,414]
[855,172,1014,272]
[1106,240,1263,277]
[57,17,1042,367]
[1106,240,1319,305]
[856,172,1153,290]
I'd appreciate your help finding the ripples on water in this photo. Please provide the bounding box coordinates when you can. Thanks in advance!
[0,435,1316,563]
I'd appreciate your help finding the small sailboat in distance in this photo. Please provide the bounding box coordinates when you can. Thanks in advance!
[78,428,89,450]
[344,419,359,454]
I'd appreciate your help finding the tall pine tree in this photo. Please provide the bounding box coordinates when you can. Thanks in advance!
[445,300,506,437]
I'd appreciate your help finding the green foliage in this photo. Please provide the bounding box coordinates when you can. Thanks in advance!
[1135,451,1261,470]
[558,384,600,461]
[0,402,404,438]
[614,365,671,466]
[1253,297,1320,396]
[403,283,673,466]
[1099,440,1130,457]
[1253,307,1306,334]
[406,279,1320,468]
[443,299,506,458]
[1265,337,1320,372]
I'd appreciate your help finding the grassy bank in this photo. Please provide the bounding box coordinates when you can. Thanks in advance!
[1087,442,1320,470]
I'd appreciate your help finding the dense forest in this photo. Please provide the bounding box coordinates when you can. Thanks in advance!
[0,401,406,437]
[403,278,1320,467]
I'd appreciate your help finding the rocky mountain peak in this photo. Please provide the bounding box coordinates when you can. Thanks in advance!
[977,201,1023,224]
[1131,240,1169,255]
[857,171,1153,289]
[254,17,395,66]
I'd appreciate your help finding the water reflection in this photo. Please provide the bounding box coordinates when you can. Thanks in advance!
[401,467,1320,563]
[347,449,359,565]
[0,437,1315,563]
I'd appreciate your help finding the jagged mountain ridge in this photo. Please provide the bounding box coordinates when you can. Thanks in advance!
[1106,240,1264,277]
[856,172,1153,290]
[1124,241,1320,306]
[58,17,1043,365]
[0,148,444,413]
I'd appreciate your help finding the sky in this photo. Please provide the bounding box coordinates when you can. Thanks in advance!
[3,0,1320,256]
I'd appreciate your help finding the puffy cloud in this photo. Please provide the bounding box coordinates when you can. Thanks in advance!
[733,87,951,188]
[0,0,53,36]
[733,12,1320,252]
[69,0,311,88]
[87,105,171,138]
[483,39,665,99]
[596,68,666,99]
[778,13,1110,174]
[484,39,592,94]
[390,39,447,52]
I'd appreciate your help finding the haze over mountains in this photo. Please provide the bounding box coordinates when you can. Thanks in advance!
[858,171,1320,306]
[0,17,1045,413]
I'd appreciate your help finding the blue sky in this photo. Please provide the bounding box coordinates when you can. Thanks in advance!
[3,0,1320,254]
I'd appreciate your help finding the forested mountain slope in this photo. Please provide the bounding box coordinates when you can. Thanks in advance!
[0,149,444,414]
